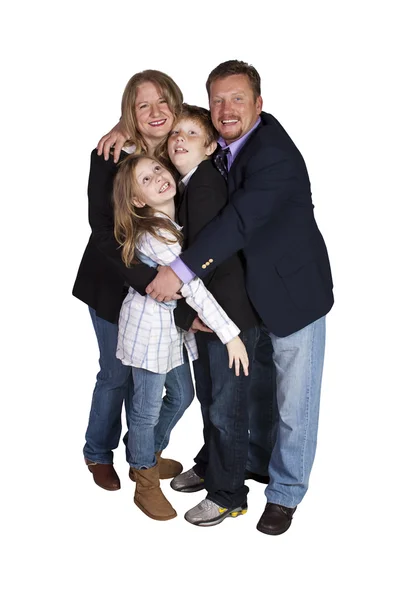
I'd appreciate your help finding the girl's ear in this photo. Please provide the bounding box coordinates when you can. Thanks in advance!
[205,140,218,157]
[132,196,146,208]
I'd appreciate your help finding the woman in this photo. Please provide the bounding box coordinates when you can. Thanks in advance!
[72,70,190,491]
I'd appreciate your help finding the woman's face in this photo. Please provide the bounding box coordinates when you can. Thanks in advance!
[135,82,174,148]
[133,158,176,209]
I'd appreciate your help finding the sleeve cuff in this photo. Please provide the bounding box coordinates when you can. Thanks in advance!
[170,257,195,284]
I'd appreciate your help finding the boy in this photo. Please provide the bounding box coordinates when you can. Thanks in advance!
[167,104,260,526]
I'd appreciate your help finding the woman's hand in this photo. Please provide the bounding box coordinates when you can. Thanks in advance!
[226,336,249,376]
[96,121,129,162]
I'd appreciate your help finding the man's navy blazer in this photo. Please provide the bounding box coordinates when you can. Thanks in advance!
[180,112,334,337]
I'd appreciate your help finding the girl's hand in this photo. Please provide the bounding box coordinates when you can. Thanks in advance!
[226,336,249,376]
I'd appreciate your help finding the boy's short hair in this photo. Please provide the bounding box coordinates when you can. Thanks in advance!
[176,103,219,147]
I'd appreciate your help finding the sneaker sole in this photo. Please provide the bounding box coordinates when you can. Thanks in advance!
[185,507,248,527]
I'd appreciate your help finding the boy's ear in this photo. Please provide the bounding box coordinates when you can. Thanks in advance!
[205,140,218,157]
[132,196,146,208]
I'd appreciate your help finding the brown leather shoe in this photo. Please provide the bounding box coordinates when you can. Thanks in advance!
[129,452,183,482]
[256,502,297,535]
[244,470,270,485]
[85,459,121,491]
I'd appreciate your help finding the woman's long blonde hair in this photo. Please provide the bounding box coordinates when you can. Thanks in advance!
[120,69,183,156]
[113,154,182,267]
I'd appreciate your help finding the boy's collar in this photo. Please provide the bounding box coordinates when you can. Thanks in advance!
[179,165,199,189]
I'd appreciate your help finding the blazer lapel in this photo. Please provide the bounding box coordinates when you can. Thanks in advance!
[227,115,268,192]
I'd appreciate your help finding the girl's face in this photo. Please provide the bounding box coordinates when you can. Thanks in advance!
[135,82,174,149]
[133,158,176,210]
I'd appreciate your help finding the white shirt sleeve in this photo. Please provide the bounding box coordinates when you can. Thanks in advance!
[137,230,182,265]
[138,229,240,344]
[180,278,240,345]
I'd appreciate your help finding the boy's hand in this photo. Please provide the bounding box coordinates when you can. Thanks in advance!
[97,122,129,162]
[226,336,249,376]
[189,317,213,333]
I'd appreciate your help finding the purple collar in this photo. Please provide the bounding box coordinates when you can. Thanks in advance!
[217,117,261,170]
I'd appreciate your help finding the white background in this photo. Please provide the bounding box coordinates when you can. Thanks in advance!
[2,1,399,599]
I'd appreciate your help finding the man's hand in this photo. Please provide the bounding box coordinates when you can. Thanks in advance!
[97,122,129,162]
[189,317,213,334]
[146,266,182,302]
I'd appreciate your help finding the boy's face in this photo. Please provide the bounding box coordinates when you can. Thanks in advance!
[168,118,217,176]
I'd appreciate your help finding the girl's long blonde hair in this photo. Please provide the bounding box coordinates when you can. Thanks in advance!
[113,154,182,267]
[120,69,183,156]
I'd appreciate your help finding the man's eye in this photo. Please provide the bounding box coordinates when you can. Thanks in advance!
[189,131,196,135]
[170,130,178,136]
[154,166,161,171]
[143,176,149,183]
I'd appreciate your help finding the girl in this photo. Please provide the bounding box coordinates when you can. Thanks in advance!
[113,154,249,521]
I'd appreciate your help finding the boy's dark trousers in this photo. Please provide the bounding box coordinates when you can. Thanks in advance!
[192,326,259,509]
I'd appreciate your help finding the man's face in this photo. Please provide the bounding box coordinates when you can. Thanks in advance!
[209,74,262,143]
[168,118,216,176]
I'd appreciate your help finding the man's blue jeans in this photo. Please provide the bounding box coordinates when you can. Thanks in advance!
[266,316,326,508]
[193,327,259,509]
[84,307,133,464]
[128,361,194,469]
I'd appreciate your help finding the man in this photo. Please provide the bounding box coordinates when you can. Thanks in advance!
[145,60,334,535]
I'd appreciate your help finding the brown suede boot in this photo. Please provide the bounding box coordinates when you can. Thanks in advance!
[133,464,177,521]
[85,459,120,491]
[129,452,183,482]
[156,452,183,479]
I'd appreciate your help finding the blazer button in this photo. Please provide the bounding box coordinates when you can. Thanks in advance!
[202,264,207,269]
[209,258,214,263]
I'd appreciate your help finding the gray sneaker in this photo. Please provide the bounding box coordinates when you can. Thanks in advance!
[170,467,205,492]
[184,498,248,527]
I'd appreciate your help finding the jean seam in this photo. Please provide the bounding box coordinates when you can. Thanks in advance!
[129,369,150,467]
[156,367,187,452]
[300,325,313,502]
